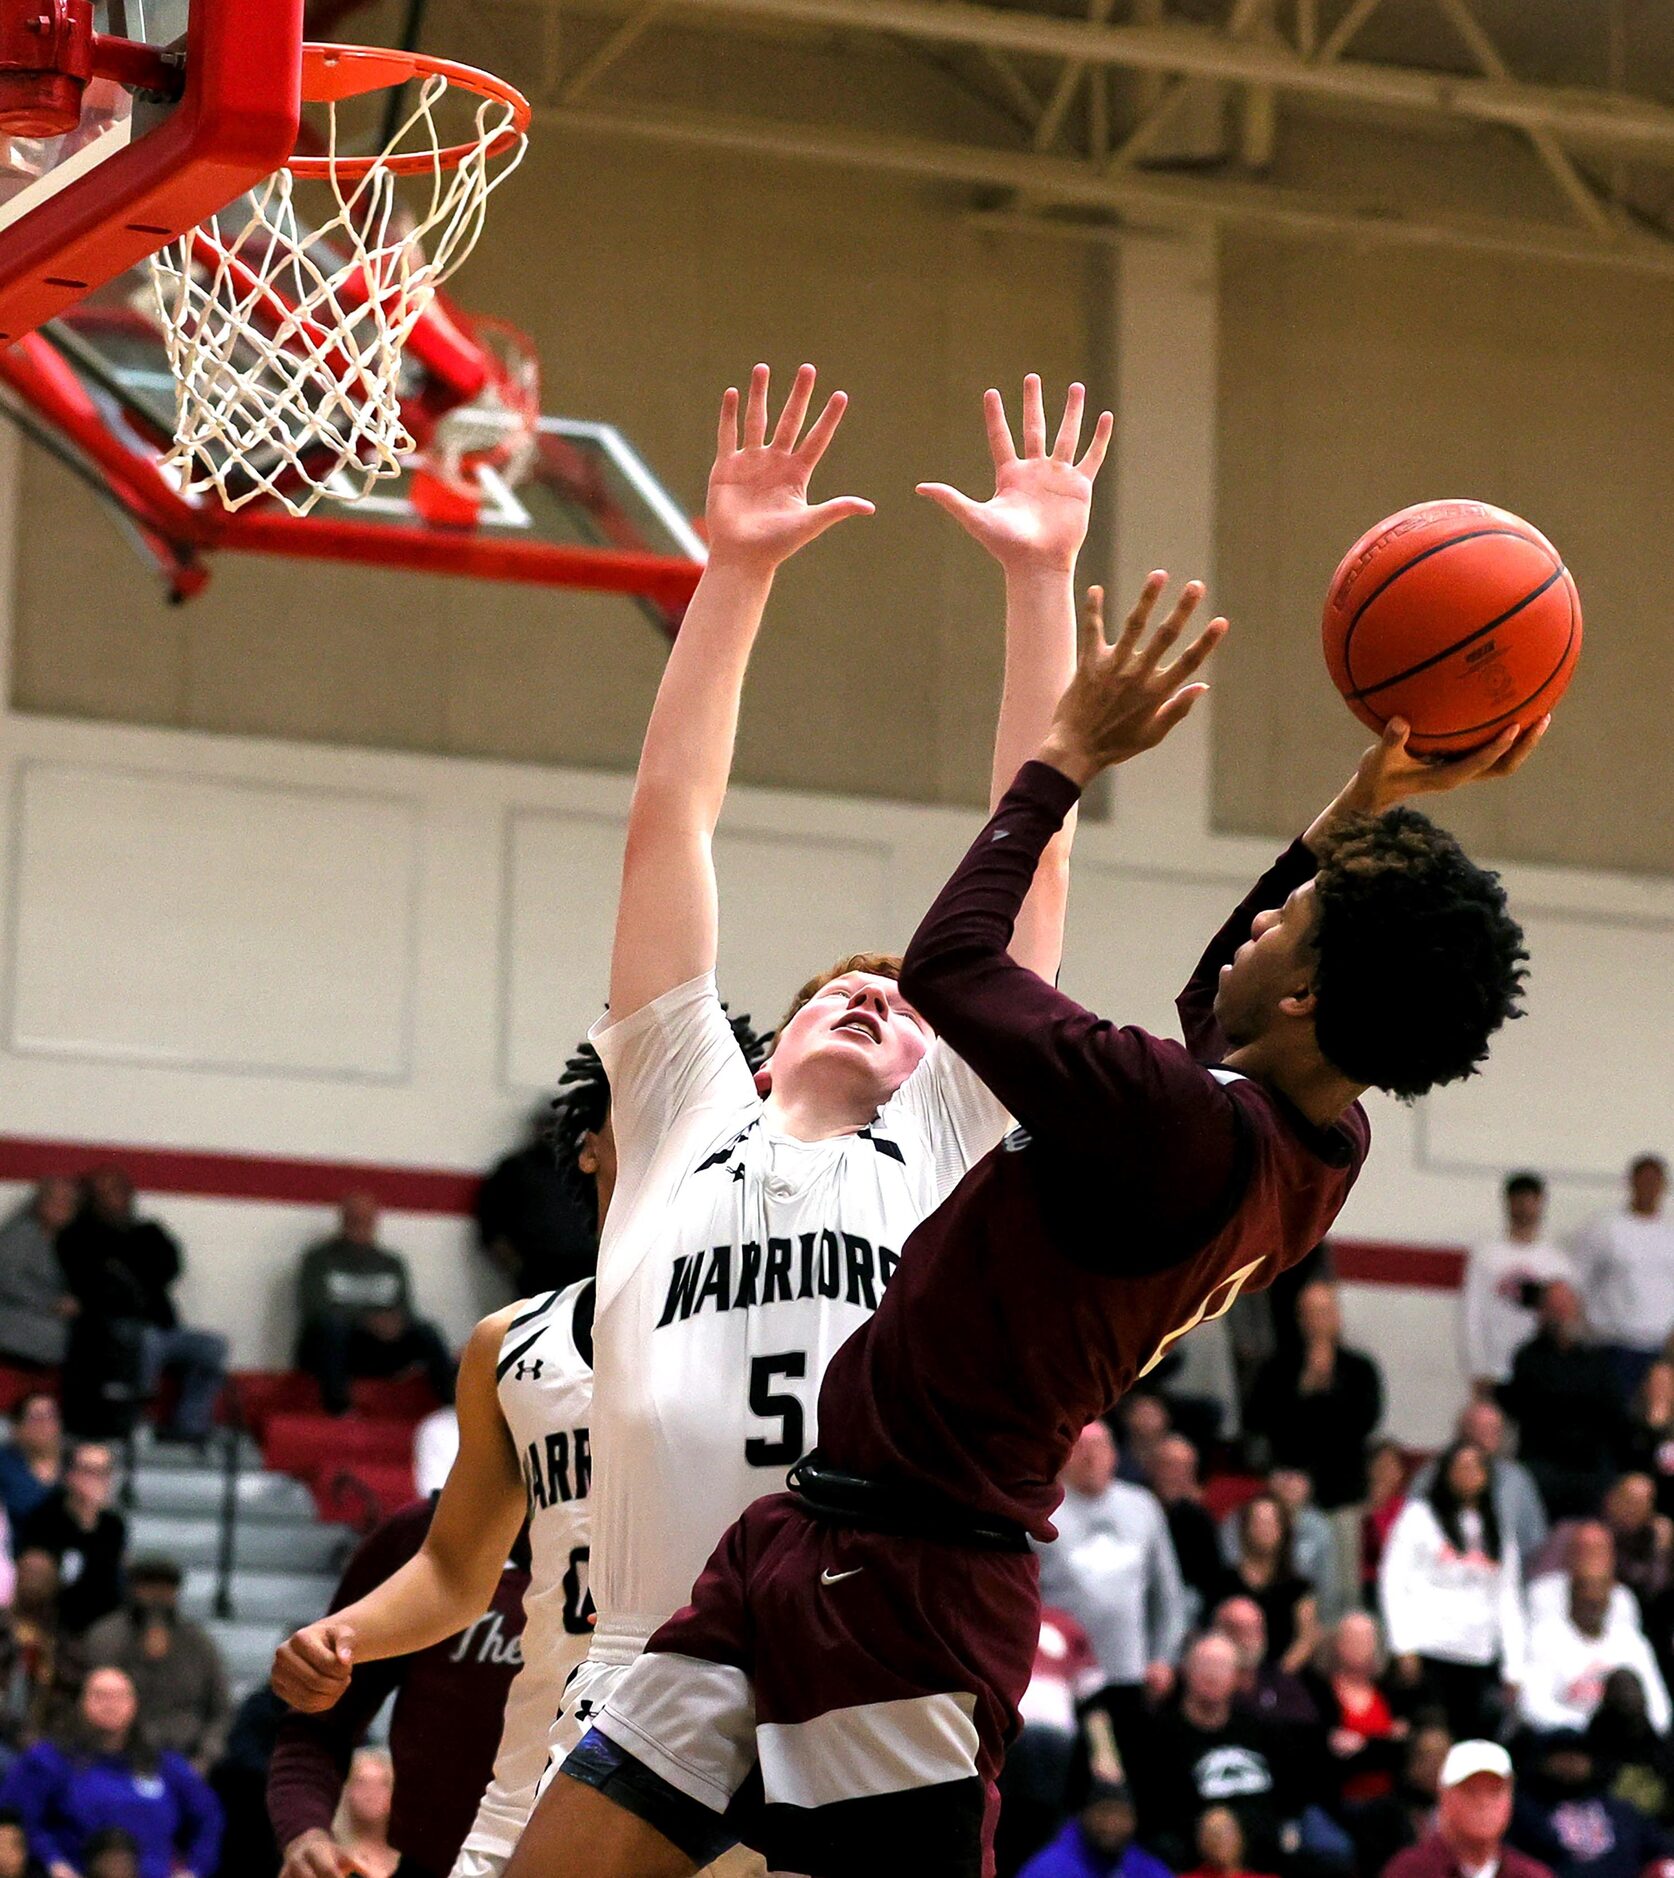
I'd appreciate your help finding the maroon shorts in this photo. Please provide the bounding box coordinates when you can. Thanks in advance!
[591,1491,1040,1877]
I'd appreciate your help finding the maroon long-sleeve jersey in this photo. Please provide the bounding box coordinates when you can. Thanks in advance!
[267,1499,529,1873]
[816,761,1371,1542]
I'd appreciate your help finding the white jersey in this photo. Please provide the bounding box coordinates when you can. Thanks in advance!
[587,969,1008,1641]
[453,1281,594,1870]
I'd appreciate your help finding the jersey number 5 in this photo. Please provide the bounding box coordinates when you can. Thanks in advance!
[745,1352,807,1466]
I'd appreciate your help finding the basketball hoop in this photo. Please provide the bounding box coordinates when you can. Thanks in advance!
[148,43,530,516]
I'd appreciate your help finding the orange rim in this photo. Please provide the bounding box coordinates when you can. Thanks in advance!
[289,44,530,180]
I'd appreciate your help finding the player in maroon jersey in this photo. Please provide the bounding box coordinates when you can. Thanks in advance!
[506,585,1542,1878]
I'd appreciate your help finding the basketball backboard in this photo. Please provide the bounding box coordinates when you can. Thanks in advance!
[0,0,302,343]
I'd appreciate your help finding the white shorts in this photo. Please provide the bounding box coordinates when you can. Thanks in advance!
[448,1851,506,1878]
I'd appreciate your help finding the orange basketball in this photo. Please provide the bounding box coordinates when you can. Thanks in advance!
[1321,499,1581,758]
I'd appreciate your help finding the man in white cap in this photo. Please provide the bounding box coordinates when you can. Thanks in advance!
[1383,1743,1553,1878]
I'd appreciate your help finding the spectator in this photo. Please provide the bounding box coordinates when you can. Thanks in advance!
[294,1195,456,1418]
[1501,1283,1621,1520]
[0,1550,84,1750]
[1619,1361,1674,1519]
[1409,1402,1550,1571]
[1573,1155,1674,1405]
[0,1810,44,1878]
[1306,1611,1407,1810]
[1000,1609,1105,1878]
[1527,1524,1639,1635]
[473,1108,596,1297]
[1460,1174,1572,1398]
[207,1689,282,1878]
[0,1398,63,1532]
[16,1443,125,1635]
[0,1665,221,1878]
[1362,1441,1411,1603]
[0,1185,77,1374]
[57,1170,226,1444]
[1246,1282,1384,1612]
[82,1557,230,1769]
[1017,1777,1174,1878]
[1216,1495,1319,1675]
[1509,1730,1671,1878]
[1586,1668,1674,1821]
[1382,1741,1552,1878]
[267,1498,530,1878]
[1146,1435,1226,1621]
[82,1828,140,1878]
[1181,1807,1278,1878]
[1600,1474,1673,1612]
[1342,1721,1453,1878]
[331,1748,396,1878]
[1222,1471,1336,1625]
[1132,1635,1311,1877]
[1380,1440,1526,1741]
[1211,1595,1323,1732]
[1037,1422,1186,1767]
[1519,1531,1671,1737]
[1115,1397,1171,1489]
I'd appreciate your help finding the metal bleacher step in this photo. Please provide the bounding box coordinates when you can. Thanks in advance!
[206,1617,289,1699]
[127,1512,354,1575]
[183,1565,338,1628]
[125,1466,318,1523]
[127,1429,264,1472]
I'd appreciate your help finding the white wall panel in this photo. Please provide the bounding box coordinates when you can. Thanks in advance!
[1421,907,1674,1183]
[7,763,418,1080]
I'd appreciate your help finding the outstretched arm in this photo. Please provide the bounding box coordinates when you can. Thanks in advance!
[270,1307,527,1708]
[918,376,1112,982]
[609,364,872,1022]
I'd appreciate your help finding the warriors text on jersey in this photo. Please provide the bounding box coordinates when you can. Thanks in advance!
[452,1280,594,1873]
[587,971,1009,1641]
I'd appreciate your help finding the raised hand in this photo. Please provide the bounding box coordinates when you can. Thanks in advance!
[271,1617,355,1713]
[918,374,1114,573]
[1037,576,1228,786]
[705,363,874,572]
[281,1829,354,1878]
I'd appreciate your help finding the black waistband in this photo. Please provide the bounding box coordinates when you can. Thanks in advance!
[787,1454,1031,1553]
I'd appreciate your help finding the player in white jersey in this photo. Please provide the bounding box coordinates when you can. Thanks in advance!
[274,1037,695,1878]
[503,362,1112,1878]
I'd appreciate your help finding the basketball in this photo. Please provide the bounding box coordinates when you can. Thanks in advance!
[1321,499,1582,757]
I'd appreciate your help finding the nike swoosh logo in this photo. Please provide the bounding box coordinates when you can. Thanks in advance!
[990,828,1011,841]
[820,1567,864,1585]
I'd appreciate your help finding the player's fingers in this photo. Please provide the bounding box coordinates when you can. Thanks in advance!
[1139,579,1205,668]
[801,496,875,541]
[1115,570,1169,655]
[1148,683,1210,744]
[716,386,739,458]
[330,1622,356,1665]
[742,363,771,449]
[983,388,1018,468]
[772,363,817,451]
[1491,713,1551,776]
[1077,409,1114,481]
[1167,614,1229,683]
[1021,372,1047,456]
[916,483,985,531]
[795,389,850,468]
[1051,382,1085,463]
[1077,585,1107,667]
[1428,725,1520,786]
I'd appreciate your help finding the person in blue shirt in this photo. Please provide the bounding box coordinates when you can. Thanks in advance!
[0,1664,221,1878]
[0,1396,64,1531]
[1511,1730,1672,1878]
[1019,1780,1176,1878]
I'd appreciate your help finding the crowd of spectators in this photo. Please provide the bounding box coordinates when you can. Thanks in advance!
[1009,1150,1674,1878]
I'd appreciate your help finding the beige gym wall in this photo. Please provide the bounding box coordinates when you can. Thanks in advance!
[9,124,1100,812]
[1213,229,1674,876]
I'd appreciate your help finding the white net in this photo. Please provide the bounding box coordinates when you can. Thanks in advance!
[148,65,527,516]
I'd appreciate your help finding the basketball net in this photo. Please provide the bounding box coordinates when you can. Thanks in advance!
[149,60,527,517]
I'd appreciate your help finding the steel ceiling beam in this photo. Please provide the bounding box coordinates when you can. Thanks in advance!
[645,0,1674,163]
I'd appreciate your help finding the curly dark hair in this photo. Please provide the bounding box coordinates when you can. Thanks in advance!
[1309,806,1527,1101]
[547,1005,770,1228]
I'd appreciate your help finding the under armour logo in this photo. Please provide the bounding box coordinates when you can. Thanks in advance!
[573,1698,599,1723]
[514,1358,544,1382]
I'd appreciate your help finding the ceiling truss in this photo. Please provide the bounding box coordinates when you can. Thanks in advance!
[457,0,1674,275]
